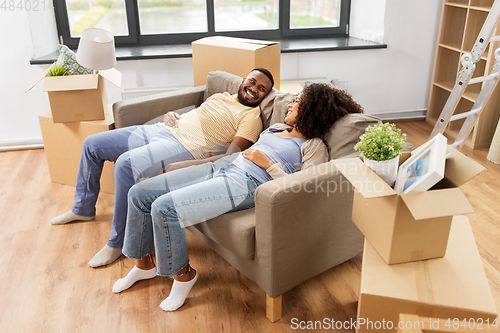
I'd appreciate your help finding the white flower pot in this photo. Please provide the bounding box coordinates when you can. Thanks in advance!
[363,155,400,187]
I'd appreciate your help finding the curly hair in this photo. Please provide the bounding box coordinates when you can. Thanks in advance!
[294,83,364,139]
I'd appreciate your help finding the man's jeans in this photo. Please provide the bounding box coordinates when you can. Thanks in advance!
[122,157,261,277]
[72,124,194,248]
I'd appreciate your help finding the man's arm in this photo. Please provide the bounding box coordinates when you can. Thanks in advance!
[162,136,254,173]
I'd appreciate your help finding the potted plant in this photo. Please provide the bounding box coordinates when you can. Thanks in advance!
[354,121,407,186]
[46,63,68,77]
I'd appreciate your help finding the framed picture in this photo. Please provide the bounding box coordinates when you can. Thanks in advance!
[394,133,447,194]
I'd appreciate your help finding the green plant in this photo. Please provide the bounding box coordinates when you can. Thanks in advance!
[354,121,407,161]
[46,64,69,77]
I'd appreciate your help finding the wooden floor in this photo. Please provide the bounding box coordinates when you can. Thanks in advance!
[0,120,499,332]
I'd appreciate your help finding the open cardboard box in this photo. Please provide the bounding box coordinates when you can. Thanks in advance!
[332,146,485,265]
[28,68,121,123]
[192,36,280,89]
[356,216,497,332]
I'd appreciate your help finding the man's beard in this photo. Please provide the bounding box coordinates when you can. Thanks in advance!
[237,83,260,107]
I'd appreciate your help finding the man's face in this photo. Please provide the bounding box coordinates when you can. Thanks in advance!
[237,71,273,107]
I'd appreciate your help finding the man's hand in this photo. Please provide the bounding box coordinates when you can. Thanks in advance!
[163,112,181,128]
[162,160,199,173]
[241,148,273,169]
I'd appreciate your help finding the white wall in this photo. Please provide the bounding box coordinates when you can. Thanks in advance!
[0,0,442,148]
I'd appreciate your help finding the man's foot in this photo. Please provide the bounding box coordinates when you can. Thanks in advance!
[160,266,198,311]
[50,211,94,225]
[112,266,157,293]
[88,245,123,268]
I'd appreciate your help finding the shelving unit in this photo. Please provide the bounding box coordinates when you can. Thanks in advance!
[426,0,500,148]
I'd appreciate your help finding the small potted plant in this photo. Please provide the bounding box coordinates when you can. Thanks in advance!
[354,121,407,186]
[46,63,68,77]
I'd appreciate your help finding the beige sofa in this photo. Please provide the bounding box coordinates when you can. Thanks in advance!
[113,71,379,322]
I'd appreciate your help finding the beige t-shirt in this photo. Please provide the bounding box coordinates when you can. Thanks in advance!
[163,92,262,159]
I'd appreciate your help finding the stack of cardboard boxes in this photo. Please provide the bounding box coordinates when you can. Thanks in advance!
[33,69,121,194]
[333,147,498,332]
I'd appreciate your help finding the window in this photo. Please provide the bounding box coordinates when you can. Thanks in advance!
[54,0,351,48]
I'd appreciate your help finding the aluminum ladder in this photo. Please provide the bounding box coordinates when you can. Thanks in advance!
[430,0,500,151]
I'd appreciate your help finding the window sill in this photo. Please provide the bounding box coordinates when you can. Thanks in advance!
[30,36,386,65]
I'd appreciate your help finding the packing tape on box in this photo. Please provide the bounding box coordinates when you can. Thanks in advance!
[414,260,435,304]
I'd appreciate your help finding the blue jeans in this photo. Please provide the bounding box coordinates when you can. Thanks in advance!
[72,124,194,248]
[122,157,261,277]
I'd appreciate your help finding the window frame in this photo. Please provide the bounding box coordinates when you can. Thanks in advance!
[54,0,351,48]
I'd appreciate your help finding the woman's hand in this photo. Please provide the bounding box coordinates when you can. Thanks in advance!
[241,148,274,169]
[163,112,181,128]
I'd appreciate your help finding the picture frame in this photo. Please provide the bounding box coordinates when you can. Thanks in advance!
[394,133,447,194]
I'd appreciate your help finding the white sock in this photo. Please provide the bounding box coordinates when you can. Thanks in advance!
[112,265,157,293]
[88,245,123,268]
[50,211,94,225]
[160,271,198,311]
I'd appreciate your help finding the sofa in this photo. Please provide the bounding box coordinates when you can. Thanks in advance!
[113,71,379,322]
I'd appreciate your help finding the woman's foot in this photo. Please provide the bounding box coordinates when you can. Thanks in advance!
[88,245,123,267]
[160,265,198,311]
[50,211,94,225]
[112,265,157,293]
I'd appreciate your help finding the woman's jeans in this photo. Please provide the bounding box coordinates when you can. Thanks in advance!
[72,124,194,248]
[122,157,261,277]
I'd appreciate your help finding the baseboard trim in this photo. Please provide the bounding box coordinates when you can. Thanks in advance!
[371,109,427,121]
[0,138,44,152]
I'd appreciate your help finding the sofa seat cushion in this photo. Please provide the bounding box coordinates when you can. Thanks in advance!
[190,207,256,259]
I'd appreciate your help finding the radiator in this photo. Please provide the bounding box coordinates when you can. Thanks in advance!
[121,86,192,100]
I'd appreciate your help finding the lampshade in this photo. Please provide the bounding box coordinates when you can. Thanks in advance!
[76,28,116,70]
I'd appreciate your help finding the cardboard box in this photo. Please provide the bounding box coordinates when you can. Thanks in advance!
[356,216,498,333]
[39,111,115,193]
[29,69,121,123]
[333,147,485,264]
[192,36,280,89]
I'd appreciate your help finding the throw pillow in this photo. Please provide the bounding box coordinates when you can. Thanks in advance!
[323,113,380,160]
[56,44,96,75]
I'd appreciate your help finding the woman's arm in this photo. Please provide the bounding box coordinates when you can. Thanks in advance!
[301,139,329,170]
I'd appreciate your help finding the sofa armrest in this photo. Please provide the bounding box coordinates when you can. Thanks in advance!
[113,86,206,128]
[254,161,362,297]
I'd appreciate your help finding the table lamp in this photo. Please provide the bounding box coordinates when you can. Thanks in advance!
[76,28,116,72]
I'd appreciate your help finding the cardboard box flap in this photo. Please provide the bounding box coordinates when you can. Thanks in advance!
[199,36,279,48]
[43,74,99,92]
[26,68,51,93]
[443,146,486,187]
[99,68,122,87]
[400,188,474,220]
[332,158,395,199]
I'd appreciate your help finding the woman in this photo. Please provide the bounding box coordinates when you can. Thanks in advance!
[112,83,363,311]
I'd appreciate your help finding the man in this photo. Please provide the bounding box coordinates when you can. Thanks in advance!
[50,68,274,267]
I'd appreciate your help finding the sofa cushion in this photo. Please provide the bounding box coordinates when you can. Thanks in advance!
[323,113,380,159]
[268,93,295,127]
[204,71,241,100]
[143,105,196,125]
[190,207,256,259]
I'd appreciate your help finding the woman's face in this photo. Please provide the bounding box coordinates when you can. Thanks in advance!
[284,93,302,127]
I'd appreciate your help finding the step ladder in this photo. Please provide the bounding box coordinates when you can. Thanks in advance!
[430,0,500,151]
